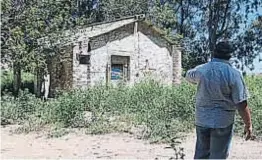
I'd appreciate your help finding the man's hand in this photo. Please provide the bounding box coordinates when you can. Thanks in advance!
[244,125,252,141]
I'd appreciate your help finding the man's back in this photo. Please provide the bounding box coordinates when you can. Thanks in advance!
[187,41,252,159]
[196,59,236,109]
[186,58,247,128]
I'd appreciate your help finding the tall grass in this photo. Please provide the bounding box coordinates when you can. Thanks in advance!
[1,76,261,142]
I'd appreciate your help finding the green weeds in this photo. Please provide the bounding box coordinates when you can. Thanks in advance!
[1,76,261,142]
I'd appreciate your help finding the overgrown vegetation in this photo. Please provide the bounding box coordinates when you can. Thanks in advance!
[234,75,262,137]
[1,76,262,143]
[1,0,261,95]
[1,70,34,94]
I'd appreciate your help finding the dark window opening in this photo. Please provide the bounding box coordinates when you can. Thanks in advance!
[110,55,130,81]
[79,55,90,65]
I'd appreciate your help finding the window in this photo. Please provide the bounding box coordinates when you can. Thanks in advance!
[110,56,130,81]
[111,64,123,80]
[79,55,90,65]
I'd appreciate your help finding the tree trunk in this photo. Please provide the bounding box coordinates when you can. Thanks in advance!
[179,0,184,36]
[208,0,220,59]
[209,31,217,58]
[13,62,21,97]
[34,68,44,98]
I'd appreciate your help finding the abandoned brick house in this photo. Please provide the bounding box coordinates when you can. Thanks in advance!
[39,15,182,97]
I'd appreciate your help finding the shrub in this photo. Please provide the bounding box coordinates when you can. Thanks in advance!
[49,90,87,127]
[244,76,262,136]
[1,76,261,142]
[1,90,38,123]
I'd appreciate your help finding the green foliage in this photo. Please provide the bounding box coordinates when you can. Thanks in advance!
[1,0,180,71]
[97,0,148,21]
[1,89,43,124]
[1,0,98,73]
[244,76,262,136]
[177,0,261,71]
[147,0,177,35]
[1,70,34,94]
[1,80,195,142]
[50,90,88,127]
[1,0,261,93]
[233,76,262,137]
[1,77,262,142]
[0,70,13,91]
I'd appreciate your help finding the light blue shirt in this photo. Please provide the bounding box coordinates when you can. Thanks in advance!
[186,58,248,128]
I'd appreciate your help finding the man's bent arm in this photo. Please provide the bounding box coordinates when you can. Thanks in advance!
[185,66,202,84]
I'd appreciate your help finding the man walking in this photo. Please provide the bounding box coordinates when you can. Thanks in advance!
[185,41,252,159]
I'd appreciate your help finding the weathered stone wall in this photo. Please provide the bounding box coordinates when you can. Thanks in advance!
[60,46,73,89]
[136,22,173,84]
[72,42,91,88]
[72,21,180,87]
[49,45,73,96]
[73,23,134,87]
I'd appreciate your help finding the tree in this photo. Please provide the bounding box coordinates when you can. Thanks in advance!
[233,15,262,72]
[95,0,148,21]
[147,0,177,35]
[175,0,261,70]
[253,15,262,29]
[1,0,30,95]
[1,0,98,96]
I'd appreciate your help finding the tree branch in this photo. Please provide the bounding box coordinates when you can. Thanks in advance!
[218,0,231,37]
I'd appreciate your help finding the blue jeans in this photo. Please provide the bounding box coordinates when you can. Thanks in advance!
[194,124,233,159]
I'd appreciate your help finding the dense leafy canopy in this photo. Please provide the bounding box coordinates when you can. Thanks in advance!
[1,0,261,73]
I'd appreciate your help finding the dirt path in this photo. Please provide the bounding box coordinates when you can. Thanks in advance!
[1,126,262,159]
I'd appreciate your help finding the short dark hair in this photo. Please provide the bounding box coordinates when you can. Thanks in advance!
[214,41,235,60]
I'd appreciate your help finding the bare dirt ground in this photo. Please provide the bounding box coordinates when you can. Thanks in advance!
[1,125,262,159]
